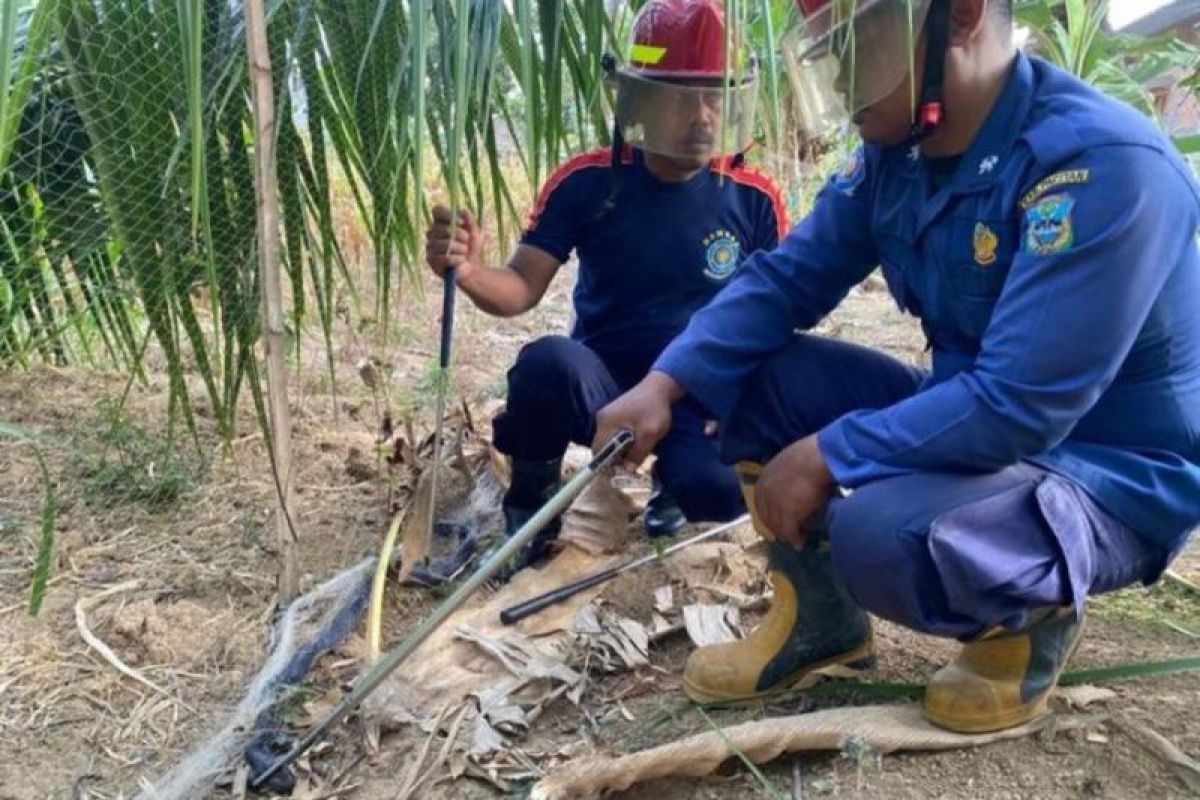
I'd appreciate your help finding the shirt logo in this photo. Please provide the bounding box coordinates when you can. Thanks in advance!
[1024,193,1076,255]
[978,155,999,175]
[973,223,999,265]
[703,229,741,282]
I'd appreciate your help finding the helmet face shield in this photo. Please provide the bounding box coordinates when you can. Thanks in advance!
[614,71,759,160]
[786,0,929,135]
[613,0,759,160]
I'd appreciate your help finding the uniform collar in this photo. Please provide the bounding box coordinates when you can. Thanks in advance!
[906,51,1035,237]
[896,50,1035,193]
[952,50,1035,191]
[632,147,716,189]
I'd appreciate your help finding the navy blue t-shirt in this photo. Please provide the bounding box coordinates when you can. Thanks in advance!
[521,147,787,386]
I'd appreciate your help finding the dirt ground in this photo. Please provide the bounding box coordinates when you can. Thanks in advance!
[1,264,1198,800]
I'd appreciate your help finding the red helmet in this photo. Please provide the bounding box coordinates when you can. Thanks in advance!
[609,0,758,161]
[627,0,732,80]
[794,0,831,13]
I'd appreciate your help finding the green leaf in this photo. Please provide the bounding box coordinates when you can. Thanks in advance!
[28,448,56,616]
[0,0,55,175]
[0,423,57,616]
[1060,656,1200,685]
[1174,134,1200,155]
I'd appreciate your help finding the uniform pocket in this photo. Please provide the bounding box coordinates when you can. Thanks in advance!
[926,476,1071,633]
[937,217,1018,338]
[940,217,1015,300]
[1034,473,1170,599]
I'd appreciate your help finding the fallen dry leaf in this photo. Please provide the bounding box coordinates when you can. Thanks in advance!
[397,468,435,583]
[682,604,740,647]
[290,688,345,729]
[560,474,638,555]
[654,586,674,614]
[572,604,650,670]
[1114,714,1200,793]
[531,705,1095,800]
[1057,684,1117,710]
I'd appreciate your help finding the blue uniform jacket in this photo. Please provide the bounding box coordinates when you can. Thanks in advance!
[655,52,1200,552]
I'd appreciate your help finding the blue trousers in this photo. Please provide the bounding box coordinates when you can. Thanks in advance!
[721,335,1172,639]
[492,336,744,523]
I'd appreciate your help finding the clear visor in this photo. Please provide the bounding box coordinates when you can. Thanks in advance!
[614,71,759,160]
[785,0,929,136]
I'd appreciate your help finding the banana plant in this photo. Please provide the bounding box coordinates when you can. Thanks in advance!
[1015,0,1200,130]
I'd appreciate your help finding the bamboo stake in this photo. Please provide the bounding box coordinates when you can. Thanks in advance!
[244,0,297,600]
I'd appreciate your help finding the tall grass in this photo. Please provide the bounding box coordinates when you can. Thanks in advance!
[0,0,1194,439]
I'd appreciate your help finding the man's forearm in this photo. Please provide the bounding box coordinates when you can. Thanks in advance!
[647,370,687,403]
[457,265,537,317]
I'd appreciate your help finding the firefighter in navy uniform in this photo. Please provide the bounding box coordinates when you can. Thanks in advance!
[595,0,1200,732]
[425,0,788,572]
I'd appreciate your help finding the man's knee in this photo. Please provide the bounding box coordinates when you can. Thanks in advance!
[496,336,613,459]
[719,344,809,464]
[827,488,910,611]
[827,471,1087,639]
[720,334,923,465]
[658,459,743,522]
[827,484,973,638]
[510,335,587,389]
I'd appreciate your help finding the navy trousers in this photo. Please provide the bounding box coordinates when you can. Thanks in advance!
[492,335,744,523]
[721,334,1172,639]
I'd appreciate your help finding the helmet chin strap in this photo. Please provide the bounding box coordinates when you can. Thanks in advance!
[598,54,626,220]
[911,0,952,141]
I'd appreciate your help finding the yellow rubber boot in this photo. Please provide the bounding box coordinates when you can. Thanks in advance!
[682,462,875,704]
[923,606,1084,733]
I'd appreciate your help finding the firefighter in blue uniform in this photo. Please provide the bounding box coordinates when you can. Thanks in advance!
[426,0,788,570]
[596,0,1200,732]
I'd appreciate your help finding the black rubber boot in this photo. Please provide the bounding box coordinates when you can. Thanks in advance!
[644,468,687,538]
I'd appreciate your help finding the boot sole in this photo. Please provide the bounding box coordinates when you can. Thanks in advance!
[683,639,877,706]
[922,692,1053,734]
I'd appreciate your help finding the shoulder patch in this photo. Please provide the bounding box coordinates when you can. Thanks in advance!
[831,148,867,196]
[1019,169,1090,211]
[1023,193,1076,255]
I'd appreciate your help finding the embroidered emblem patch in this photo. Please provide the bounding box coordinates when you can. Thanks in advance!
[1024,193,1076,255]
[703,229,741,281]
[1020,169,1090,210]
[831,148,866,196]
[973,222,999,265]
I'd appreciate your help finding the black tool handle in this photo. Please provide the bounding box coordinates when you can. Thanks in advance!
[500,565,623,625]
[440,267,457,368]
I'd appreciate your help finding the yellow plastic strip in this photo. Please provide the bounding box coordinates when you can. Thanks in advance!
[367,507,407,661]
[630,44,667,65]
